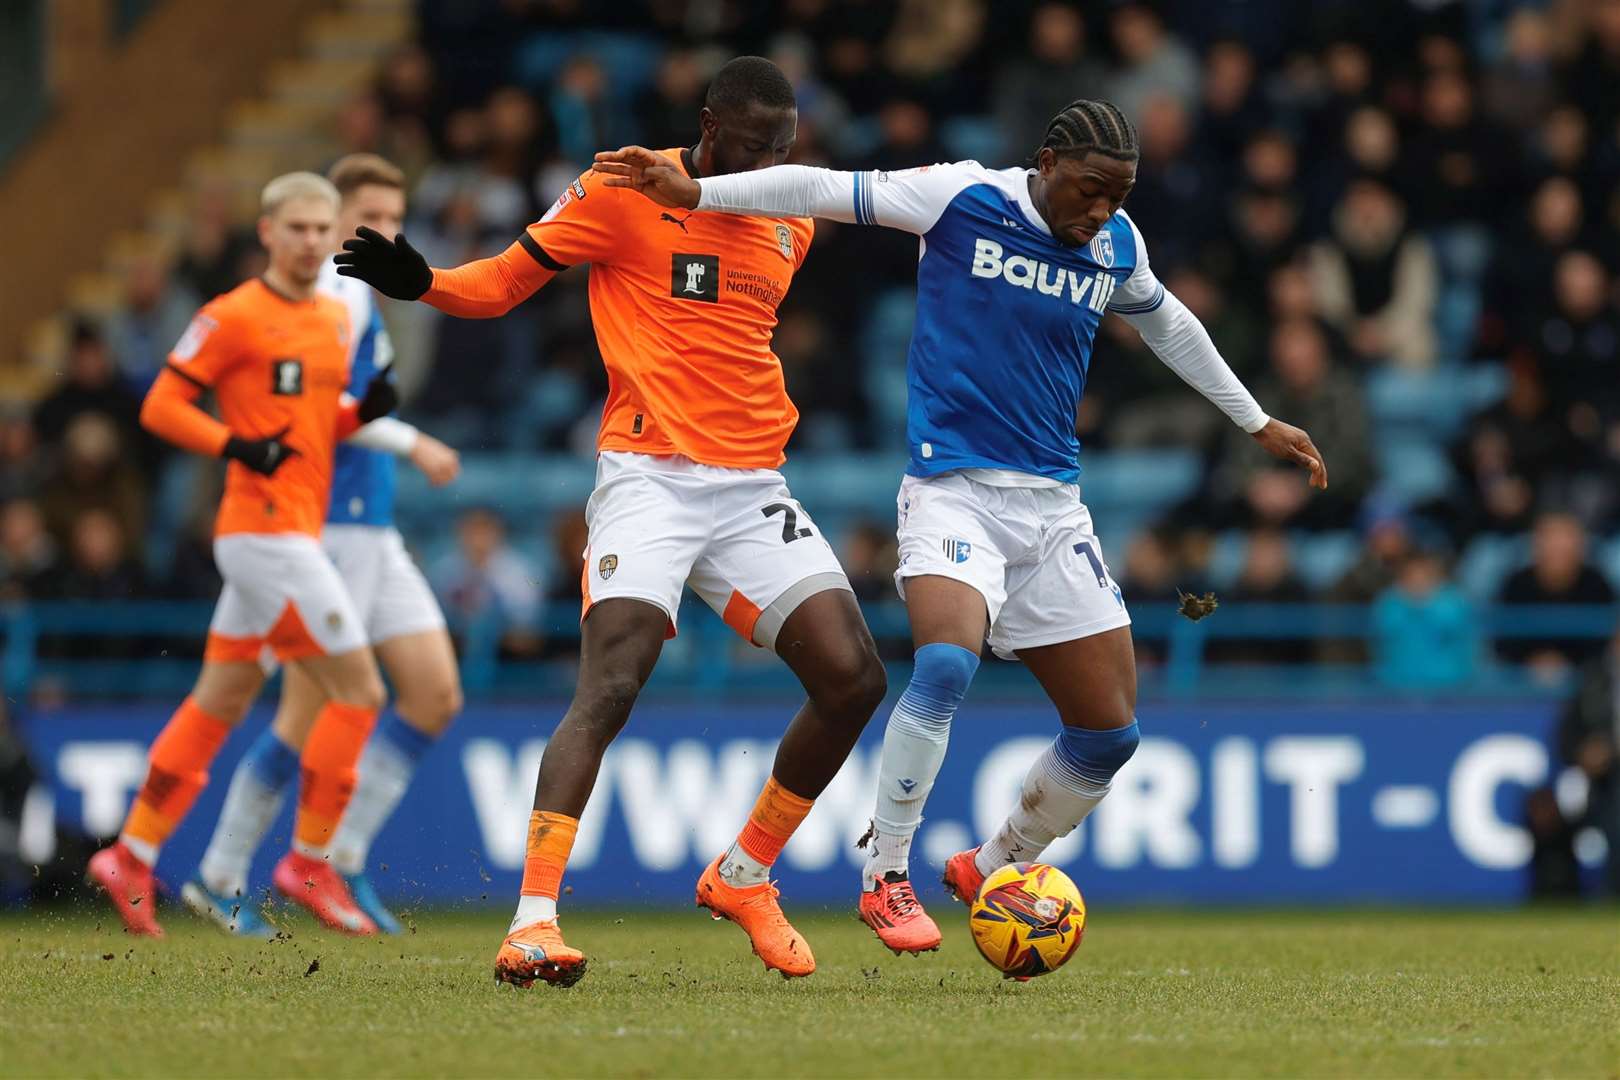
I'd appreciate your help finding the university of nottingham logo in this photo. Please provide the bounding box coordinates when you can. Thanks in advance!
[671,254,719,302]
[598,554,618,580]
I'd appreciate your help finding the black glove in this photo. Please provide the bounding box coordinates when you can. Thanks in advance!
[223,425,297,476]
[333,226,433,300]
[356,373,399,424]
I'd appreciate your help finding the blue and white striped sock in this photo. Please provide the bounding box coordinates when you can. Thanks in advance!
[329,713,438,875]
[863,643,979,888]
[197,731,298,897]
[975,721,1140,877]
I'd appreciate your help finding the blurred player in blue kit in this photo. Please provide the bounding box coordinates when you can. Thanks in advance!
[596,99,1327,953]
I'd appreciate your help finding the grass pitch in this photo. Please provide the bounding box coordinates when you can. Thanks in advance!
[1,903,1615,1078]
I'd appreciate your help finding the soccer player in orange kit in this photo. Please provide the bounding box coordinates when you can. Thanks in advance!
[87,172,399,937]
[336,57,887,986]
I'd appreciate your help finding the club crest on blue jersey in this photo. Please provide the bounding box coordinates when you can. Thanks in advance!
[943,537,972,564]
[1090,231,1115,268]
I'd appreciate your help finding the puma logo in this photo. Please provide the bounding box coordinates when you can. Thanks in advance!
[660,212,691,233]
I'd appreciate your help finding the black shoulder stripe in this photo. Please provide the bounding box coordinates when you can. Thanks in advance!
[518,231,569,272]
[166,363,210,391]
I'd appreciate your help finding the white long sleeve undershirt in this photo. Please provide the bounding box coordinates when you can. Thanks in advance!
[696,163,1270,435]
[344,415,419,456]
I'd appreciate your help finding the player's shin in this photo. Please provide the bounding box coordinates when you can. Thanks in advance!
[974,721,1140,877]
[862,643,979,887]
[197,730,298,896]
[329,712,437,875]
[510,810,578,930]
[720,776,814,886]
[120,697,234,865]
[292,701,380,857]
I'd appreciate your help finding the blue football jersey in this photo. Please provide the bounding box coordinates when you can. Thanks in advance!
[851,162,1164,483]
[318,260,397,526]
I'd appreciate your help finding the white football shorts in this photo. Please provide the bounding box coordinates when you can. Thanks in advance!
[894,471,1131,660]
[207,532,369,665]
[582,451,852,648]
[321,524,447,645]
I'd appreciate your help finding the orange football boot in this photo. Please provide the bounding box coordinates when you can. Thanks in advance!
[695,856,815,978]
[858,871,942,955]
[941,846,987,905]
[494,919,588,988]
[272,852,376,935]
[87,843,164,938]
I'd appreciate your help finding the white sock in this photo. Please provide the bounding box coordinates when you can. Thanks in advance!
[329,737,414,875]
[510,894,558,931]
[198,762,289,896]
[718,843,771,887]
[862,702,952,888]
[974,741,1110,878]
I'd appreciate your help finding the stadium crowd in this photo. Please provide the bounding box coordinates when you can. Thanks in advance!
[2,0,1619,692]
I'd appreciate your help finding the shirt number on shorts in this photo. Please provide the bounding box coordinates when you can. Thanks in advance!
[1072,540,1109,588]
[762,502,813,543]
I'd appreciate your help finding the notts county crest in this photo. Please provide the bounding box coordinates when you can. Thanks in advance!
[775,223,793,261]
[1090,230,1115,268]
[598,554,618,580]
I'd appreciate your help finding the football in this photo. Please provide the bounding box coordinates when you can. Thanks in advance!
[968,862,1087,980]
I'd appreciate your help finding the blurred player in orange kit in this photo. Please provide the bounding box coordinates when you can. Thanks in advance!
[87,172,400,937]
[336,56,887,987]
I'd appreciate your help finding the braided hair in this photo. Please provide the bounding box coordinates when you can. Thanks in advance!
[1036,100,1139,164]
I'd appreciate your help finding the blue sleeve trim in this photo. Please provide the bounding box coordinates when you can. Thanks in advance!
[1109,283,1165,315]
[852,171,867,225]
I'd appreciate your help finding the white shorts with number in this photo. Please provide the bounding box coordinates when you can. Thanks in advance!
[207,533,369,665]
[894,472,1130,660]
[582,451,852,647]
[321,524,447,645]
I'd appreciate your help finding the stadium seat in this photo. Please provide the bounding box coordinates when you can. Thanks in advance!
[1456,533,1530,603]
[1294,531,1360,592]
[1373,438,1457,504]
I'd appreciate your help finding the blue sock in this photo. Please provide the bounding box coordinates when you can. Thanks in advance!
[1051,721,1141,787]
[373,712,436,765]
[244,729,299,789]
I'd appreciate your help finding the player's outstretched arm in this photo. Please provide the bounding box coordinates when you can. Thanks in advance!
[345,416,460,487]
[335,226,556,318]
[594,147,960,234]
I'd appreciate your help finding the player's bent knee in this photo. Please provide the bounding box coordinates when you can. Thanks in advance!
[892,642,980,741]
[400,680,463,731]
[819,646,887,723]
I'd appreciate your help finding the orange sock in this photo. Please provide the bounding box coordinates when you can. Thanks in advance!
[293,701,379,855]
[121,697,232,865]
[521,811,579,900]
[735,776,815,870]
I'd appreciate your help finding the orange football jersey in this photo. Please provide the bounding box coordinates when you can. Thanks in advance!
[524,150,814,469]
[165,278,352,538]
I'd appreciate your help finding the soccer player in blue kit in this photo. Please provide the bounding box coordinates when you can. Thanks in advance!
[595,99,1328,953]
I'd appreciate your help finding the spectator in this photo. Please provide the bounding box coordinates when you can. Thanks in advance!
[172,181,260,301]
[1532,251,1620,449]
[1197,39,1265,168]
[545,507,588,604]
[31,321,145,465]
[432,508,543,657]
[1207,529,1310,664]
[1437,362,1570,543]
[1556,628,1620,896]
[840,518,898,605]
[636,48,709,151]
[37,414,146,557]
[1480,176,1586,354]
[0,500,57,601]
[1481,8,1559,133]
[1120,94,1220,266]
[103,254,199,392]
[0,412,44,505]
[1404,66,1505,228]
[1372,549,1478,689]
[1213,318,1370,529]
[1497,512,1617,670]
[1309,179,1439,368]
[992,3,1107,162]
[41,509,146,602]
[1104,2,1200,121]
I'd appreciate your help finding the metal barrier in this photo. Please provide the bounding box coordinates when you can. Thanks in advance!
[3,599,1613,701]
